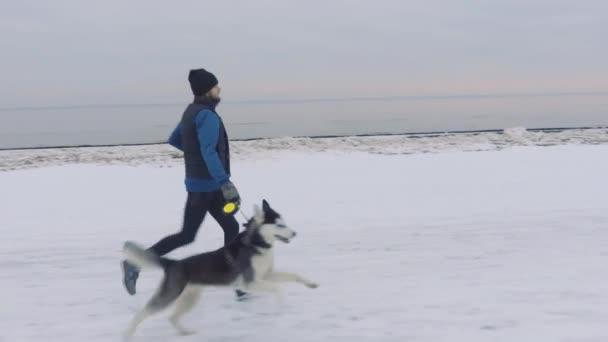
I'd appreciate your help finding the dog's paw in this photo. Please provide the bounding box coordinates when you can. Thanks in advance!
[170,318,197,336]
[306,282,319,289]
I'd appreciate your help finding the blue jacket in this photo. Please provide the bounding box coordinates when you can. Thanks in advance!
[168,108,229,192]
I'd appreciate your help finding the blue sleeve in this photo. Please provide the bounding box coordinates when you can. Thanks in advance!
[168,123,183,151]
[195,110,229,184]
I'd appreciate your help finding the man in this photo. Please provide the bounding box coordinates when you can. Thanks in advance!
[122,68,242,297]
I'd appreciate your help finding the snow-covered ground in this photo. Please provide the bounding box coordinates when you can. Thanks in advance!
[2,127,607,172]
[1,128,608,341]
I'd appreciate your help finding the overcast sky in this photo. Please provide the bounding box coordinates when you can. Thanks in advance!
[1,0,607,108]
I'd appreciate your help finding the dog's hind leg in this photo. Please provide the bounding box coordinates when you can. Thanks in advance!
[123,267,188,340]
[169,285,202,336]
[124,307,155,341]
[124,294,183,341]
[266,271,319,289]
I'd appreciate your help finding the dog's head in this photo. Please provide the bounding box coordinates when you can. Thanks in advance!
[244,199,296,245]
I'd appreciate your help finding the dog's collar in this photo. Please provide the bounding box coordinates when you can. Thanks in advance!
[243,228,272,250]
[251,238,272,250]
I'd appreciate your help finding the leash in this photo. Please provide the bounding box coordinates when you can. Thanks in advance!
[239,210,250,222]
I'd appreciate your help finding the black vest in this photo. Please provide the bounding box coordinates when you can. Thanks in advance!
[180,97,230,179]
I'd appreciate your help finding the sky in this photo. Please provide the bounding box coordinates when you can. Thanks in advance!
[1,0,607,108]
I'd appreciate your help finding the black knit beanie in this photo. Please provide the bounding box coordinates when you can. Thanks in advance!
[188,68,218,96]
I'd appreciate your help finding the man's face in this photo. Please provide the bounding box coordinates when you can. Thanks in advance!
[209,85,221,99]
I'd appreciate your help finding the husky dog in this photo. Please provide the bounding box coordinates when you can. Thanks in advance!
[122,200,319,339]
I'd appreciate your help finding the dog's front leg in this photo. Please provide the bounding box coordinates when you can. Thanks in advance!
[246,280,284,304]
[266,271,319,289]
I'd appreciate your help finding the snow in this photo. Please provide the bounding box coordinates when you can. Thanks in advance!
[2,127,607,172]
[1,130,608,341]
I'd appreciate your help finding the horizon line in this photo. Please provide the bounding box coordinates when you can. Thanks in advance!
[1,90,607,112]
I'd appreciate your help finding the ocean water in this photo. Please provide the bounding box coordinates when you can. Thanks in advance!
[1,92,607,149]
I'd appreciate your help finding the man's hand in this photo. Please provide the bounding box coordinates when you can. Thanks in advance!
[220,180,240,202]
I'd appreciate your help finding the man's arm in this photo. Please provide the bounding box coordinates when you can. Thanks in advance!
[195,110,229,184]
[168,123,183,151]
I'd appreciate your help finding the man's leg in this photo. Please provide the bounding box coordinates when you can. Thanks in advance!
[208,191,245,300]
[208,191,240,245]
[148,192,213,256]
[122,192,213,295]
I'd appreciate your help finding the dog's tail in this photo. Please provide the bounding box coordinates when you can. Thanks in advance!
[123,241,170,270]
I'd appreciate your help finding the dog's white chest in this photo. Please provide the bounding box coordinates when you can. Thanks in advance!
[251,249,274,279]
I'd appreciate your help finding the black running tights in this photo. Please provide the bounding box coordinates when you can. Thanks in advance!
[149,191,239,256]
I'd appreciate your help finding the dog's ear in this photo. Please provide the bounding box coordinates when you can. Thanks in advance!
[262,199,270,213]
[253,204,264,224]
